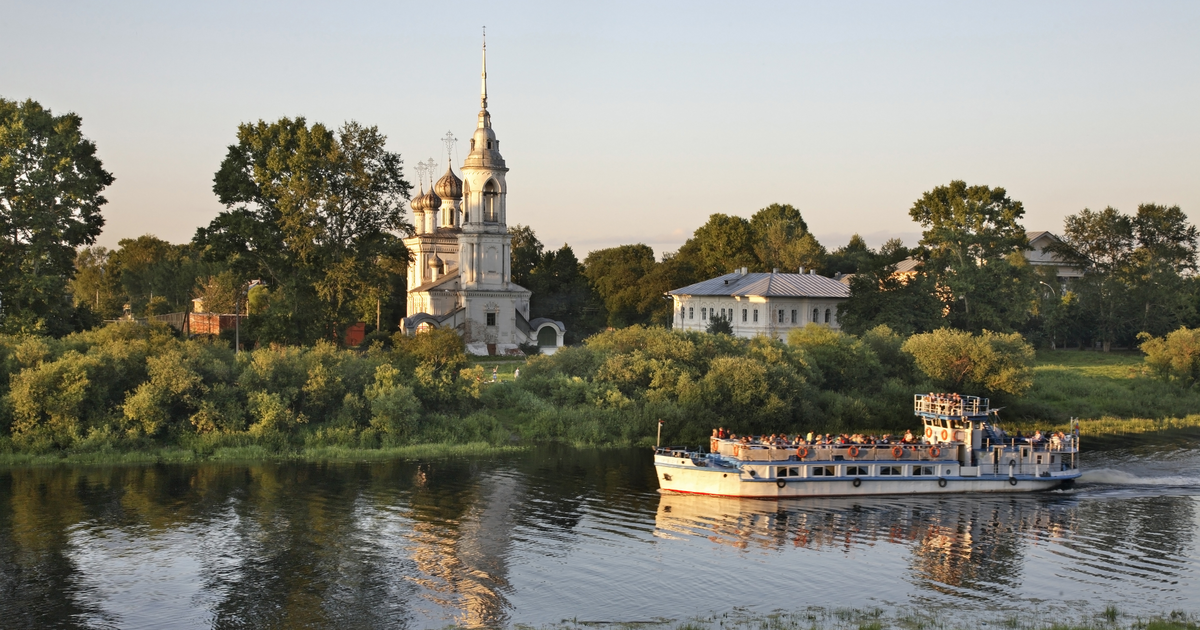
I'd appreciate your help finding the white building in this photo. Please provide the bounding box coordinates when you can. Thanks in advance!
[669,268,851,342]
[400,41,565,356]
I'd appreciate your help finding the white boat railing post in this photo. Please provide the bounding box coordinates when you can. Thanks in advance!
[657,419,663,449]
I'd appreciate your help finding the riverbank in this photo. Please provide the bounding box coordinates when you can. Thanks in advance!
[0,440,523,467]
[535,606,1200,630]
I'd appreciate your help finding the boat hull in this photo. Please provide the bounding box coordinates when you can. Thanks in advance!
[655,460,1077,498]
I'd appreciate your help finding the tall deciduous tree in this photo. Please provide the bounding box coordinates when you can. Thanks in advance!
[197,117,411,345]
[583,244,661,328]
[909,180,1033,332]
[0,98,113,334]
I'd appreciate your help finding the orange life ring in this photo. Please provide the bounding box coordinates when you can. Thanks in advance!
[892,445,904,459]
[796,447,809,459]
[925,427,933,439]
[930,446,941,458]
[940,429,949,441]
[848,445,860,458]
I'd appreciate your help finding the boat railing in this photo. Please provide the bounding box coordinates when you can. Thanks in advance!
[913,394,988,416]
[712,440,957,462]
[983,436,1077,452]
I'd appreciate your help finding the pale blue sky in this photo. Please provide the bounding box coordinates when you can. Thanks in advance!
[3,1,1198,258]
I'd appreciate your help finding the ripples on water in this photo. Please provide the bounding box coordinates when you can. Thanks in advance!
[0,441,1198,629]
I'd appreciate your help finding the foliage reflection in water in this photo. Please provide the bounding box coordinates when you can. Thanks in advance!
[0,443,1197,629]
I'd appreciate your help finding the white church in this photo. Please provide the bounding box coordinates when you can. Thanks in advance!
[400,41,565,356]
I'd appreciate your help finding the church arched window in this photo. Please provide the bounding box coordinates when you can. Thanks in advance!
[483,180,498,222]
[812,308,819,323]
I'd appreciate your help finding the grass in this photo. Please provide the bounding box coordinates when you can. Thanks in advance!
[510,607,1200,630]
[998,349,1200,438]
[1012,350,1200,422]
[470,356,529,383]
[0,441,525,467]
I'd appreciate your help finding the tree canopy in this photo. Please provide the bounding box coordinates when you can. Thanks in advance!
[909,180,1034,332]
[1,98,113,335]
[196,117,412,345]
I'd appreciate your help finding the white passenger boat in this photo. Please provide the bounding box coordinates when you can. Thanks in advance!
[654,394,1081,498]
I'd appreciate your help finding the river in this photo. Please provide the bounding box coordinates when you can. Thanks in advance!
[1,433,1198,629]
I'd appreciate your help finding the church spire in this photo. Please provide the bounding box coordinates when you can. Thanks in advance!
[480,27,488,111]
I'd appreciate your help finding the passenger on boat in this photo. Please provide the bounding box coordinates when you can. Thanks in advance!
[903,429,914,443]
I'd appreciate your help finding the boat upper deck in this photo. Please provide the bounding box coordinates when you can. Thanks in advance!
[914,393,989,419]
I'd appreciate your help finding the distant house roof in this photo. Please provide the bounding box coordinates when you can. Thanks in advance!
[893,258,921,273]
[668,271,850,299]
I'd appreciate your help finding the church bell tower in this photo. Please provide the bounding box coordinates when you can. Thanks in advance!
[459,34,511,291]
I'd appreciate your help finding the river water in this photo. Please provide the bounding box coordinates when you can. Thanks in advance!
[1,433,1198,629]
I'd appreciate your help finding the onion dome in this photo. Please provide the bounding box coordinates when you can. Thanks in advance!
[427,254,445,270]
[424,188,441,212]
[434,166,463,200]
[411,185,430,212]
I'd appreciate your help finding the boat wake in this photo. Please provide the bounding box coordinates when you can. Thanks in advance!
[1079,468,1199,486]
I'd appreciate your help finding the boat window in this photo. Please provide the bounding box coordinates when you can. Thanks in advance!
[846,466,868,476]
[880,466,902,476]
[776,466,800,478]
[912,465,935,476]
[810,465,836,477]
[1036,455,1043,464]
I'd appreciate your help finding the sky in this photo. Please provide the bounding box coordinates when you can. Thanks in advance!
[3,0,1198,259]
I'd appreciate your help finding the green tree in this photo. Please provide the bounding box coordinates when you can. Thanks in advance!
[1,98,113,335]
[824,234,874,276]
[705,312,733,335]
[837,259,943,336]
[1129,203,1198,338]
[675,213,756,278]
[509,224,544,289]
[70,246,123,319]
[748,203,825,273]
[901,328,1035,397]
[197,117,412,345]
[583,244,660,328]
[909,180,1034,332]
[1139,327,1200,387]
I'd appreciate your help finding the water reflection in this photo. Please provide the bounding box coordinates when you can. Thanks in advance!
[653,487,1198,610]
[0,445,1197,629]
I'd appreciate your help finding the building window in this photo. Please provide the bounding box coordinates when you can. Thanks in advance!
[777,309,784,323]
[486,312,497,326]
[701,307,707,320]
[753,309,758,322]
[742,309,747,322]
[812,308,819,322]
[689,307,694,320]
[791,309,797,324]
[483,180,499,222]
[825,308,831,323]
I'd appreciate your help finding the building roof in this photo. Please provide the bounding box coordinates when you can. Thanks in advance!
[668,271,850,299]
[410,271,460,293]
[893,257,921,273]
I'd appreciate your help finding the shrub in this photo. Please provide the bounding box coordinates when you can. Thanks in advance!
[901,328,1034,397]
[1139,327,1200,387]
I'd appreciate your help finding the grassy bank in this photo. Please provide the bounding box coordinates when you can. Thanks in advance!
[522,606,1199,630]
[1012,350,1200,421]
[0,440,523,467]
